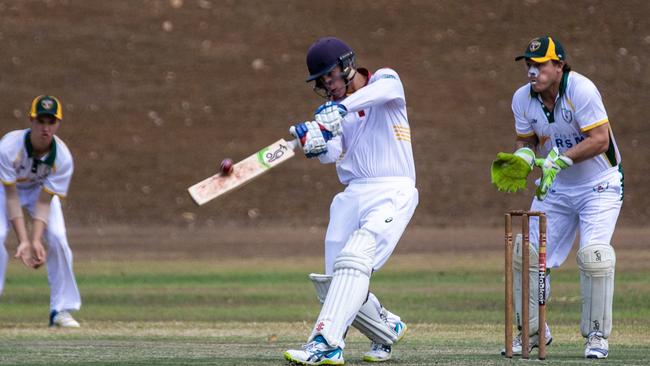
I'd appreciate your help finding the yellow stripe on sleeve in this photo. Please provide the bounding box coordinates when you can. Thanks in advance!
[517,131,536,138]
[43,186,66,198]
[580,118,609,132]
[1,180,16,186]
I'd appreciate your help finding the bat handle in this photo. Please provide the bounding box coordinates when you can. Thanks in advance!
[287,139,300,151]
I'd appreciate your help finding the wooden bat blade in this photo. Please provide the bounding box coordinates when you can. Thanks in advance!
[188,139,298,206]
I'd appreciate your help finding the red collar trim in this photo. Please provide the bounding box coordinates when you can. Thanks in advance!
[357,68,371,86]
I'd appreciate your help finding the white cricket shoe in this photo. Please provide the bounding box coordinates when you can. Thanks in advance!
[284,335,344,365]
[362,321,407,362]
[585,331,608,359]
[501,323,552,356]
[49,310,80,328]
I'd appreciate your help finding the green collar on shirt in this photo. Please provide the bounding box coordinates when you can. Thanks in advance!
[24,130,57,167]
[529,70,570,123]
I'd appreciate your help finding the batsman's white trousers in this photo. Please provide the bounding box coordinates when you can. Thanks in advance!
[528,166,623,268]
[0,186,81,312]
[324,177,418,275]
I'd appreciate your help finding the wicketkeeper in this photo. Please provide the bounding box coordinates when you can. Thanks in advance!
[492,36,623,359]
[284,37,419,365]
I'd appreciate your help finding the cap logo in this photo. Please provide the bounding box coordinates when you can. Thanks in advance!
[41,99,54,110]
[529,40,542,52]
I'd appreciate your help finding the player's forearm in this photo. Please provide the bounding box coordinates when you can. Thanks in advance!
[564,136,609,163]
[5,185,28,242]
[317,137,343,164]
[31,219,47,244]
[515,135,538,151]
[10,217,29,243]
[342,78,404,113]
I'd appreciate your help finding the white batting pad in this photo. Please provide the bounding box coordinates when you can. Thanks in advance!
[577,243,615,338]
[352,293,401,345]
[513,234,548,335]
[309,273,332,304]
[309,274,400,345]
[310,229,376,348]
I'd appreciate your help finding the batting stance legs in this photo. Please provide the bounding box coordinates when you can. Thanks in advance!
[285,178,418,364]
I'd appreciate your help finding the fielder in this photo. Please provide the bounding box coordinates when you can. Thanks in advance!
[0,95,82,327]
[284,37,418,365]
[492,36,622,359]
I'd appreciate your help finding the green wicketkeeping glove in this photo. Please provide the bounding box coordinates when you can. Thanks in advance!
[490,147,536,192]
[534,147,573,200]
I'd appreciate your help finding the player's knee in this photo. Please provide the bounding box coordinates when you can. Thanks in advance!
[577,243,616,272]
[334,229,376,276]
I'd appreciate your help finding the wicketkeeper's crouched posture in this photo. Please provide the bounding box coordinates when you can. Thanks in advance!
[492,36,622,359]
[0,96,82,328]
[284,37,418,365]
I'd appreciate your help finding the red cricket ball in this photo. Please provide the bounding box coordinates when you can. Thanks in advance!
[220,158,234,175]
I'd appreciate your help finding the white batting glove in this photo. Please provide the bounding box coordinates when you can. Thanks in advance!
[289,121,331,158]
[314,101,346,137]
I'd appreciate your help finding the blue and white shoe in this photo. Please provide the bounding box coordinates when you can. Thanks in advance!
[284,335,344,365]
[49,310,80,328]
[362,321,407,362]
[585,331,608,359]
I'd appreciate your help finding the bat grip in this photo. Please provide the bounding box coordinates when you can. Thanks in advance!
[287,139,300,151]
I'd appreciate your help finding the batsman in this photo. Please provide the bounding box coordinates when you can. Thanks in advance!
[492,36,623,359]
[283,37,418,365]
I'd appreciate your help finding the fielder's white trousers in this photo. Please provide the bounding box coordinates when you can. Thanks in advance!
[0,186,81,312]
[528,166,623,268]
[324,177,419,274]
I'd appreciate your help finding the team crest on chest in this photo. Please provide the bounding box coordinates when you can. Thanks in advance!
[561,108,573,123]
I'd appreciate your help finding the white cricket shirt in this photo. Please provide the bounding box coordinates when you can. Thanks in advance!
[0,129,73,197]
[512,71,621,184]
[319,68,416,185]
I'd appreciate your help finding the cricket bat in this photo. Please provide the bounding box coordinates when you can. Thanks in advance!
[188,138,300,206]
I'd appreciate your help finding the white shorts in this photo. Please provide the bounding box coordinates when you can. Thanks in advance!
[323,177,418,274]
[529,166,623,268]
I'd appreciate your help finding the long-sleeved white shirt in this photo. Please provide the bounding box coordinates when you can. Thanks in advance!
[318,68,416,185]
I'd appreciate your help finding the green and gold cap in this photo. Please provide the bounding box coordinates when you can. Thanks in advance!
[29,95,63,120]
[515,36,566,63]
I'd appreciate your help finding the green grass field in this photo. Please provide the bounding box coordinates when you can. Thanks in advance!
[0,251,648,365]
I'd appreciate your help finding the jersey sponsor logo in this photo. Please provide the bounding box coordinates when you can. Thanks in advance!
[531,118,538,124]
[379,74,397,80]
[561,108,573,123]
[555,135,585,149]
[385,217,393,223]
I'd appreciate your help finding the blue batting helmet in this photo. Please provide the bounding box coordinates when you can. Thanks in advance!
[305,37,355,82]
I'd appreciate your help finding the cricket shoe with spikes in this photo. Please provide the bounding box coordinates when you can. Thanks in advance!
[500,323,552,356]
[362,321,407,362]
[584,331,608,359]
[284,335,344,365]
[49,310,80,328]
